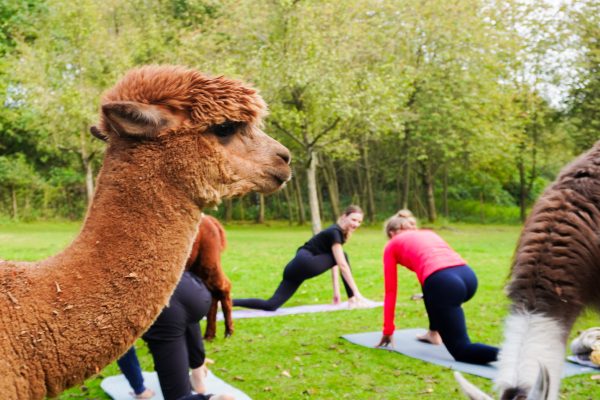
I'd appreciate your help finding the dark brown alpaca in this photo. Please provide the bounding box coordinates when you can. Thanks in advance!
[0,65,291,399]
[456,143,600,399]
[186,213,233,340]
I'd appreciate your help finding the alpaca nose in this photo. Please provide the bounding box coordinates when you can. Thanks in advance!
[278,148,291,165]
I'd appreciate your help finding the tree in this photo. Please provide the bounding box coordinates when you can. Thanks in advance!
[566,0,600,151]
[0,153,40,219]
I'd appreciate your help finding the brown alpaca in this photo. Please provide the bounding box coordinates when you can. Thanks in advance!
[0,65,291,399]
[456,142,600,399]
[186,213,233,340]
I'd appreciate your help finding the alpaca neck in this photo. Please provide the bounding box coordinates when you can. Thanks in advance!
[495,311,566,400]
[33,153,203,394]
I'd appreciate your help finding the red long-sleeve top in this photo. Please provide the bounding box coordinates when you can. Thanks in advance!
[382,229,467,335]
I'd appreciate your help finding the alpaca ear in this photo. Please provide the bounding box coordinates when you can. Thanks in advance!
[90,126,108,142]
[101,101,174,139]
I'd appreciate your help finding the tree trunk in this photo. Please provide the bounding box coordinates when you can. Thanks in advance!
[239,196,246,221]
[256,193,265,223]
[80,128,94,205]
[354,162,366,207]
[282,185,294,225]
[320,155,340,222]
[401,127,411,209]
[316,177,325,222]
[442,165,449,218]
[293,171,306,225]
[518,158,527,223]
[223,198,233,222]
[306,151,322,234]
[480,191,485,223]
[422,161,437,223]
[361,142,376,223]
[11,186,18,220]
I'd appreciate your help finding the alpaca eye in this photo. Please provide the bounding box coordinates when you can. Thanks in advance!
[211,121,240,138]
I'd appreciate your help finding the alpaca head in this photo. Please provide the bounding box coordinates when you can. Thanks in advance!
[95,65,291,205]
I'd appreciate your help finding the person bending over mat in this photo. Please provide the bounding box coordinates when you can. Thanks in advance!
[376,210,498,365]
[233,205,371,311]
[142,271,233,400]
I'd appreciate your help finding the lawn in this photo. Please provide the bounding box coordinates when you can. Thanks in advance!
[0,221,597,399]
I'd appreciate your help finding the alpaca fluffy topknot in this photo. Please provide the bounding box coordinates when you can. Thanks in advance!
[101,65,267,127]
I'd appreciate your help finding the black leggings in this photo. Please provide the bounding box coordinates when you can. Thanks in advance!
[142,272,212,400]
[233,248,354,311]
[423,265,499,365]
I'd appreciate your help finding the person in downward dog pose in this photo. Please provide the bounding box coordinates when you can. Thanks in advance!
[376,210,498,365]
[233,205,371,311]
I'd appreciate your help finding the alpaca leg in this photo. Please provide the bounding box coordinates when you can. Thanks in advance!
[203,298,219,341]
[495,311,571,400]
[222,290,234,337]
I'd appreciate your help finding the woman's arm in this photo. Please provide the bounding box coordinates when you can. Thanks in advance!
[331,243,362,299]
[331,266,341,304]
[382,246,398,336]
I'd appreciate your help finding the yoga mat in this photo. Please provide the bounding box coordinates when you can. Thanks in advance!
[101,370,251,400]
[341,329,599,379]
[218,300,383,320]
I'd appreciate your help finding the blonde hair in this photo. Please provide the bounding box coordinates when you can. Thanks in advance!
[384,209,417,238]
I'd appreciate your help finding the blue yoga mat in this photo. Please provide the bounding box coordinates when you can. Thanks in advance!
[341,329,599,379]
[101,370,251,400]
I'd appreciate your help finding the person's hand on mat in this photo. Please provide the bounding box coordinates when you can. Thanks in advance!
[332,294,341,305]
[191,363,208,394]
[376,334,394,348]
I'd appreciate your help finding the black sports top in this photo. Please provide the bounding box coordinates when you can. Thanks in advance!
[300,224,346,255]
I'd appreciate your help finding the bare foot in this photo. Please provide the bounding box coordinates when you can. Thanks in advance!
[416,330,442,345]
[348,296,374,309]
[210,395,236,400]
[191,364,208,394]
[131,388,155,399]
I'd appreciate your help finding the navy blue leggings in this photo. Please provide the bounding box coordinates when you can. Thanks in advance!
[423,265,498,365]
[233,249,353,311]
[142,272,212,400]
[117,347,146,395]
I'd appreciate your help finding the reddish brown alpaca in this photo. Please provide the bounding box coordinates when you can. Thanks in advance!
[0,65,291,399]
[186,214,233,340]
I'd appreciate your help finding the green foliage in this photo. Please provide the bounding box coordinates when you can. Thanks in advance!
[0,0,593,222]
[566,0,600,151]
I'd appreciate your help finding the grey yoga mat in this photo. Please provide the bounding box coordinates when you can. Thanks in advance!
[341,329,599,379]
[100,370,251,400]
[218,300,383,320]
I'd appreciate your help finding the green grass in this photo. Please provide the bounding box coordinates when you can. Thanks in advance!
[0,221,597,399]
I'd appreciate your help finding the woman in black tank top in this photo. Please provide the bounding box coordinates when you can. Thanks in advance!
[233,205,371,311]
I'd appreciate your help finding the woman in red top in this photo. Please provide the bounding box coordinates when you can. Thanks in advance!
[376,210,498,365]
